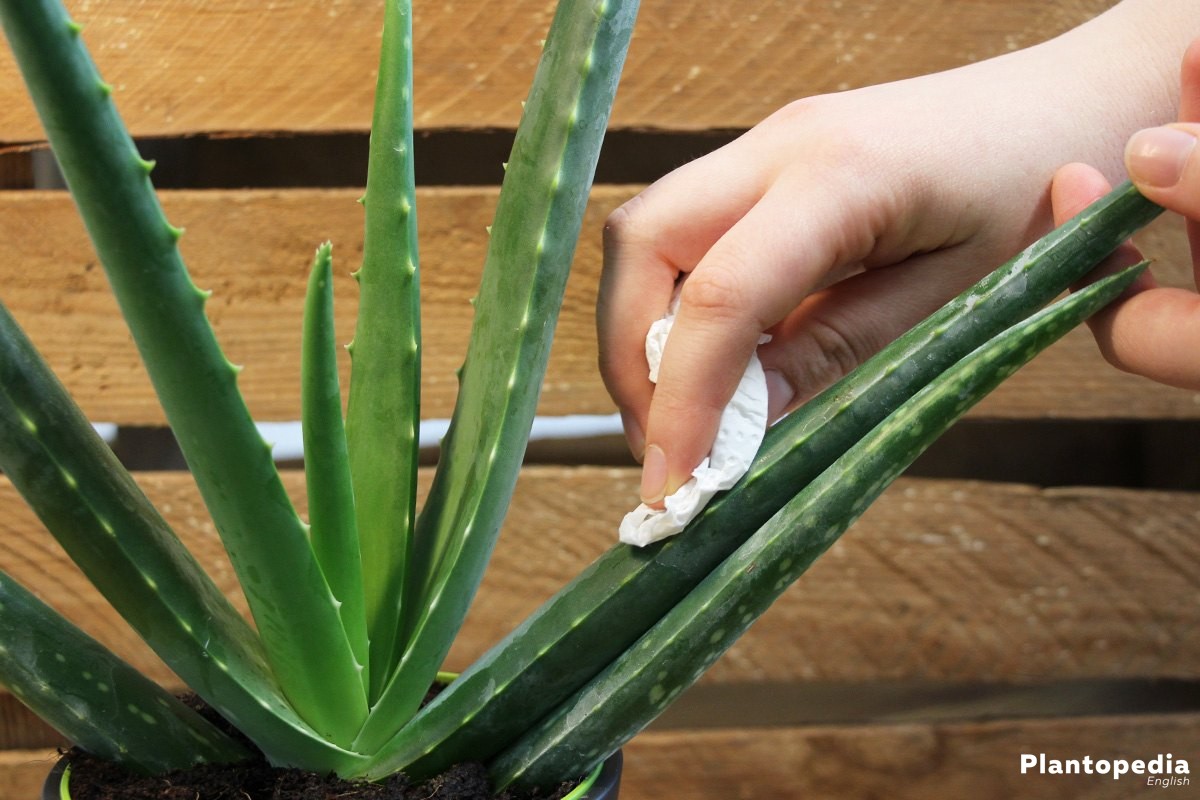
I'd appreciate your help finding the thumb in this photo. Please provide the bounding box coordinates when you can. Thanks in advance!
[1125,123,1200,218]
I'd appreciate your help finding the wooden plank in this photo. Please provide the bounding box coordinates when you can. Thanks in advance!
[624,714,1200,800]
[0,469,1195,698]
[0,698,57,752]
[0,187,596,423]
[0,186,608,423]
[0,749,59,799]
[0,1,1117,141]
[0,189,1194,424]
[452,472,1200,684]
[4,714,1197,798]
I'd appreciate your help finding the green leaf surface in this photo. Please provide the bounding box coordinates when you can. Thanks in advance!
[0,0,366,743]
[362,181,1161,776]
[0,570,248,773]
[344,0,423,700]
[490,262,1148,788]
[353,0,641,752]
[0,298,367,772]
[303,243,368,689]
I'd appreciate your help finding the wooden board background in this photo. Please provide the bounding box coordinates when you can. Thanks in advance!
[2,0,1199,798]
[0,0,1118,141]
[0,191,1195,423]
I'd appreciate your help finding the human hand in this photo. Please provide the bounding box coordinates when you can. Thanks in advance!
[598,5,1190,507]
[1051,38,1200,390]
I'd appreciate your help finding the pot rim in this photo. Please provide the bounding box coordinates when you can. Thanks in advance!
[44,748,623,800]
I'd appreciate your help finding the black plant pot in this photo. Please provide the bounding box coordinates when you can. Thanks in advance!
[577,749,623,800]
[42,758,65,800]
[43,749,623,800]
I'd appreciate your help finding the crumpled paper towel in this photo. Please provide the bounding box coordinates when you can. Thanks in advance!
[619,290,770,547]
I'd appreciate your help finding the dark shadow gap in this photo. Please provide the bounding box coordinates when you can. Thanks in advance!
[651,678,1200,731]
[15,129,745,189]
[111,420,1200,492]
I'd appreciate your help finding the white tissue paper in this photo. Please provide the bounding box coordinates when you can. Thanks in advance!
[618,291,771,547]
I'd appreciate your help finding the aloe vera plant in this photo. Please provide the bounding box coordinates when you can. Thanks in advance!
[0,0,1167,795]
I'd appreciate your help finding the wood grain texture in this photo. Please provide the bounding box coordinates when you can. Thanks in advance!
[0,189,1193,424]
[0,468,1195,698]
[622,714,1200,800]
[0,697,58,751]
[0,1,1117,142]
[0,1,1189,792]
[0,749,60,799]
[4,714,1198,799]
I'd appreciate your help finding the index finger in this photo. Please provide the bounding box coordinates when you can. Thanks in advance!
[643,168,882,504]
[596,147,770,458]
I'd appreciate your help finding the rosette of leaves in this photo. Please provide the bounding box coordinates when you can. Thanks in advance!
[0,0,1163,792]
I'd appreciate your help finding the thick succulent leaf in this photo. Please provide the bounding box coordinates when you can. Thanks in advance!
[353,0,641,751]
[0,0,367,742]
[303,243,368,688]
[489,263,1148,788]
[344,0,421,700]
[0,570,248,773]
[360,181,1161,776]
[0,298,367,772]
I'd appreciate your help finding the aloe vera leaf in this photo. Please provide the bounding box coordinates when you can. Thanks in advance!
[303,243,368,688]
[0,571,249,773]
[343,0,421,699]
[353,0,641,751]
[490,261,1148,788]
[359,181,1161,775]
[0,300,367,772]
[0,0,367,741]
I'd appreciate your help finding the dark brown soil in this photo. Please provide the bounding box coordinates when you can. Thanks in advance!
[61,749,576,800]
[59,693,578,800]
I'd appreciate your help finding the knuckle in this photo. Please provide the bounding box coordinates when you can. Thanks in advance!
[763,95,830,129]
[794,318,870,390]
[604,194,648,246]
[679,267,750,326]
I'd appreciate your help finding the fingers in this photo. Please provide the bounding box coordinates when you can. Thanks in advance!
[1125,37,1200,277]
[1074,35,1200,390]
[1096,288,1200,390]
[1178,36,1200,280]
[1050,163,1152,289]
[597,143,774,461]
[755,246,1003,420]
[1179,35,1200,122]
[1052,162,1200,389]
[598,200,676,460]
[1052,162,1118,225]
[638,169,891,504]
[1124,122,1200,217]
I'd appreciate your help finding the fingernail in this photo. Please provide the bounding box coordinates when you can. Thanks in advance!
[764,369,796,422]
[640,444,667,504]
[620,409,646,461]
[1126,126,1196,188]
